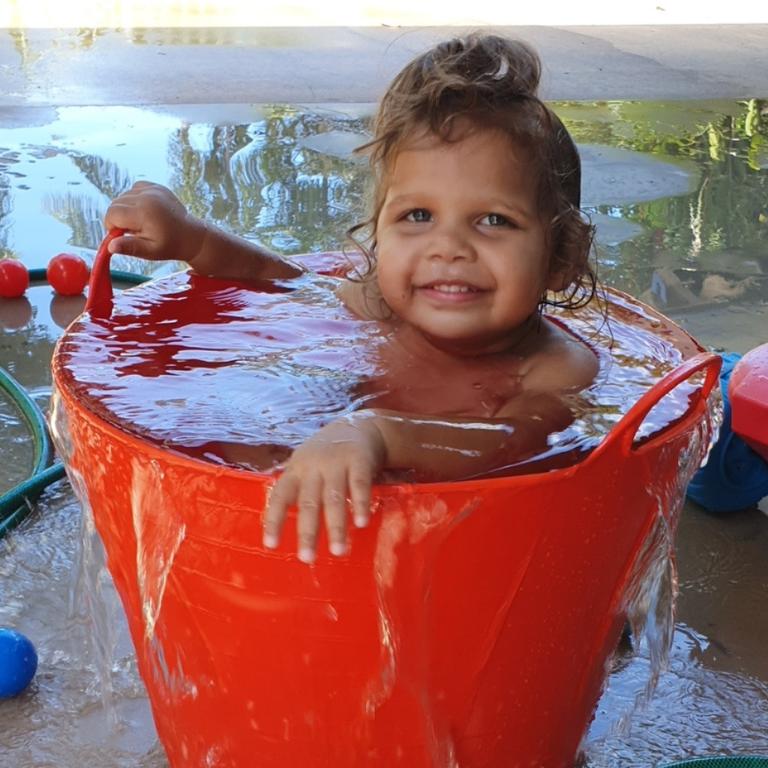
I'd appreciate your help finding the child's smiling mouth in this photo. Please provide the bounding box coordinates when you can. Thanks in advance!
[416,280,487,302]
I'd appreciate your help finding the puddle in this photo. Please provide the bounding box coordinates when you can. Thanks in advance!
[1,99,768,766]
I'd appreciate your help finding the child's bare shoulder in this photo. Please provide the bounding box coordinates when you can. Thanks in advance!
[520,320,598,394]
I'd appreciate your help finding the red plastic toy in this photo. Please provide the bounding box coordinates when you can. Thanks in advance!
[729,342,768,463]
[47,253,90,296]
[0,259,29,298]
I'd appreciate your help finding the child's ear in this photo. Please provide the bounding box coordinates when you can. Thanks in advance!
[546,238,590,293]
[546,267,574,293]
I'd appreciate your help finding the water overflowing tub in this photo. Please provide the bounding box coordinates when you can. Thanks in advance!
[50,236,720,768]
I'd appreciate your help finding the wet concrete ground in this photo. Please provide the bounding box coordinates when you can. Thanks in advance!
[1,25,767,108]
[1,21,768,768]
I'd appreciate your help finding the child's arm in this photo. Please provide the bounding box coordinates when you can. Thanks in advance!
[104,181,303,281]
[264,392,579,564]
[264,342,597,563]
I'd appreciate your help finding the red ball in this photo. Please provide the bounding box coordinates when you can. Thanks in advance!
[47,253,90,296]
[0,259,29,298]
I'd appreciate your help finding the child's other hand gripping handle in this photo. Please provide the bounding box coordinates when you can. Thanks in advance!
[104,181,206,263]
[104,181,302,281]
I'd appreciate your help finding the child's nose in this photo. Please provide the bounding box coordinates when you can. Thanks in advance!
[428,224,476,262]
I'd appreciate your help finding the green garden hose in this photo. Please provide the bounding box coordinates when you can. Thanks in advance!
[0,463,67,538]
[0,366,58,537]
[662,756,768,766]
[27,267,148,285]
[0,268,149,539]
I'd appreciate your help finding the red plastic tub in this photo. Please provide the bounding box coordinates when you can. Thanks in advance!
[50,234,720,768]
[729,342,768,462]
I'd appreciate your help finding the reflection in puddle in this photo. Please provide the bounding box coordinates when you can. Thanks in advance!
[0,104,371,270]
[1,100,768,766]
[559,100,768,314]
[0,100,766,304]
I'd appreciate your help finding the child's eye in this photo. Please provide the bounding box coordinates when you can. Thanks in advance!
[404,209,431,223]
[479,213,512,227]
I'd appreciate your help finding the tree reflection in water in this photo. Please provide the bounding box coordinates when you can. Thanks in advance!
[167,108,370,255]
[39,107,371,263]
[0,158,13,258]
[11,100,768,299]
[563,99,768,301]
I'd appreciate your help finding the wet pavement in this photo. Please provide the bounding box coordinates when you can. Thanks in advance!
[1,25,767,108]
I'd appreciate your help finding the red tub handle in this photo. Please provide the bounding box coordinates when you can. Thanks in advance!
[85,228,125,318]
[595,351,721,459]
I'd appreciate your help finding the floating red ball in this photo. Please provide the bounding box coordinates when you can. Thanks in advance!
[47,253,90,296]
[0,259,29,298]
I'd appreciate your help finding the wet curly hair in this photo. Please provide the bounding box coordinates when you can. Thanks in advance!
[347,33,596,310]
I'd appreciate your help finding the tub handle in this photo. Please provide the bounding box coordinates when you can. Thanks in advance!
[85,228,125,318]
[598,351,721,458]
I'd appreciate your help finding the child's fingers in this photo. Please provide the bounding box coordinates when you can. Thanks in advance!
[106,234,157,259]
[322,467,348,557]
[263,473,297,550]
[104,202,143,236]
[348,459,374,528]
[296,474,323,564]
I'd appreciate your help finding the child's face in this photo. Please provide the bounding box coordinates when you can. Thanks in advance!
[375,128,560,355]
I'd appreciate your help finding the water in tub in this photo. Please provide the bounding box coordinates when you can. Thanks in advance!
[2,96,768,766]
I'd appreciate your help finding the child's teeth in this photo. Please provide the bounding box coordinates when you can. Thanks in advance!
[435,284,471,293]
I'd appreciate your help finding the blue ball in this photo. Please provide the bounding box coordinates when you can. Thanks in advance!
[0,628,38,698]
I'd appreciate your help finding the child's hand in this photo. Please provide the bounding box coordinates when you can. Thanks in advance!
[104,181,207,264]
[263,415,386,564]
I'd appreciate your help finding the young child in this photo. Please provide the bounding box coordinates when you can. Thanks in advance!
[104,34,598,564]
